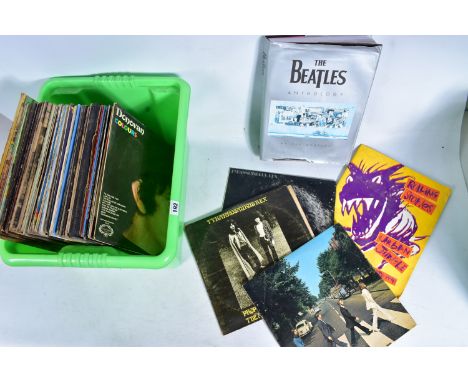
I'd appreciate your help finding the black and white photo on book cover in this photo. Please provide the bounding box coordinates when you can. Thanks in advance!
[223,168,335,235]
[244,224,416,347]
[185,185,314,335]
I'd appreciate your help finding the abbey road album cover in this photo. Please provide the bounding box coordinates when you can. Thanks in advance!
[185,185,314,335]
[244,224,416,347]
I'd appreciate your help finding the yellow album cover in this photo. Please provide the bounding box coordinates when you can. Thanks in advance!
[335,144,451,296]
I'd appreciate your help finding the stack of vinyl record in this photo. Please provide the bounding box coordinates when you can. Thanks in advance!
[0,94,171,255]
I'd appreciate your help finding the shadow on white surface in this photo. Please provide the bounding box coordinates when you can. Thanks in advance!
[382,90,468,298]
[246,37,264,156]
[0,76,45,118]
[460,96,468,191]
[0,113,12,145]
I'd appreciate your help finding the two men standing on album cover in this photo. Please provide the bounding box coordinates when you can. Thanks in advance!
[228,215,279,279]
[254,216,279,263]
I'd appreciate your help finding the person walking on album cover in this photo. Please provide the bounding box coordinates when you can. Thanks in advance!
[315,312,348,347]
[359,282,395,332]
[253,216,279,263]
[228,221,265,279]
[338,298,372,346]
[326,109,335,127]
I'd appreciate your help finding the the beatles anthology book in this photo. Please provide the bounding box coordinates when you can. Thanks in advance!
[185,185,314,335]
[260,35,381,164]
[245,224,416,347]
[334,145,451,296]
[223,168,335,235]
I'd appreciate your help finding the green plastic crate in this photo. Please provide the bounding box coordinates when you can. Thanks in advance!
[0,74,190,268]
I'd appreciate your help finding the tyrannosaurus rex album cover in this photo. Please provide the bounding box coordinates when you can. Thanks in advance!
[185,185,314,335]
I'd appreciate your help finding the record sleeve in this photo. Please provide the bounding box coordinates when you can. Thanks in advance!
[24,104,58,235]
[0,95,26,196]
[334,144,452,296]
[39,105,73,236]
[55,105,89,239]
[91,104,171,256]
[87,105,112,239]
[223,168,335,235]
[31,105,64,235]
[245,224,416,347]
[49,105,82,238]
[0,94,33,226]
[67,104,101,239]
[7,102,44,235]
[80,105,110,238]
[185,185,314,335]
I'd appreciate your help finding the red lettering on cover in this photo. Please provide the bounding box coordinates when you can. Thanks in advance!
[405,179,440,202]
[376,232,412,258]
[375,243,408,273]
[375,269,397,286]
[401,188,436,215]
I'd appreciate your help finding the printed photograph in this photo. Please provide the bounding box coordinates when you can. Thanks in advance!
[244,224,416,347]
[185,185,314,334]
[219,208,291,310]
[268,100,355,139]
[93,107,174,256]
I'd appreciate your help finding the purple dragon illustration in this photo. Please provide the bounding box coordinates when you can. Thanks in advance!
[339,162,422,269]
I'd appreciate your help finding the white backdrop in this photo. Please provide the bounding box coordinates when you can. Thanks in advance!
[0,36,467,346]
